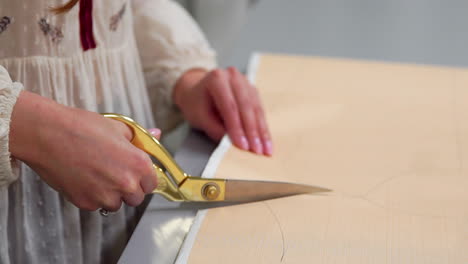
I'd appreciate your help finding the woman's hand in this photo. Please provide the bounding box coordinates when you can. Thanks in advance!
[9,91,160,211]
[173,67,273,156]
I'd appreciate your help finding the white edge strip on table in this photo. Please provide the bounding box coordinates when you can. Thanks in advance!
[247,52,261,83]
[174,136,231,263]
[174,52,263,263]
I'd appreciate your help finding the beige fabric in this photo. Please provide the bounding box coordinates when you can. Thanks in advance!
[0,0,216,263]
[187,54,468,263]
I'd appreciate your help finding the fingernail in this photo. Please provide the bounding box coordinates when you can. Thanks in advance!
[264,140,273,156]
[253,137,263,154]
[148,128,161,137]
[240,136,249,150]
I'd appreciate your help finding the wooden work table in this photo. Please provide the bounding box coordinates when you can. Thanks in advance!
[179,53,468,263]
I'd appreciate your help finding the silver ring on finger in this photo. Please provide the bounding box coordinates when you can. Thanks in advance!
[99,208,110,217]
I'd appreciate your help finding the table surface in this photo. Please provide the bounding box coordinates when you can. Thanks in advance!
[119,1,468,262]
[184,53,468,264]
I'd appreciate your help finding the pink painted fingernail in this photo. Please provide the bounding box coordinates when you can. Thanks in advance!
[148,128,161,137]
[264,140,273,156]
[253,137,263,154]
[240,136,249,150]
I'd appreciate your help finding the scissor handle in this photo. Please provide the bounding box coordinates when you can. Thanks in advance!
[102,113,188,201]
[152,164,185,201]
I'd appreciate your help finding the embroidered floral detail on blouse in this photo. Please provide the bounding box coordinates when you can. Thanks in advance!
[110,3,127,31]
[0,16,12,34]
[38,18,63,44]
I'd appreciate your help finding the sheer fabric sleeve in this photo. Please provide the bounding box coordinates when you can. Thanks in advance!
[132,0,217,131]
[0,66,23,186]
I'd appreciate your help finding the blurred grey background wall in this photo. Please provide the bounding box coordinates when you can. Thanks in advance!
[177,0,468,70]
[176,0,252,67]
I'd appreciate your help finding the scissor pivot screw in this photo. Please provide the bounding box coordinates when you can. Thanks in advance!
[202,183,220,200]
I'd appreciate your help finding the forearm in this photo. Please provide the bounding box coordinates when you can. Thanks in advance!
[9,91,69,164]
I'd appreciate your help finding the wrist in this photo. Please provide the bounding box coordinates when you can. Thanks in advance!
[172,68,208,107]
[9,91,69,163]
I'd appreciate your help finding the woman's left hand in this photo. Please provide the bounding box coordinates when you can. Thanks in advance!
[173,67,273,156]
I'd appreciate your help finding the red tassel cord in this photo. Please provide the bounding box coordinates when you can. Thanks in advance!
[79,0,97,51]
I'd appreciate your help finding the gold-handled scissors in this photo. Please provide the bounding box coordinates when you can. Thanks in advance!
[103,113,331,203]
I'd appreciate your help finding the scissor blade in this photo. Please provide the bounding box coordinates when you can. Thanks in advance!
[224,180,331,203]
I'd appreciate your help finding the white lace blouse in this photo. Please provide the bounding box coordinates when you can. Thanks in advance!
[0,0,216,263]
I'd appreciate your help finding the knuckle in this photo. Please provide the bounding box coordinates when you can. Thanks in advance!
[233,67,242,76]
[238,98,252,111]
[227,100,238,113]
[124,194,144,207]
[118,123,133,140]
[126,150,152,176]
[210,69,224,80]
[142,176,158,194]
[143,161,155,177]
[125,200,138,207]
[227,66,241,77]
[134,152,154,176]
[119,172,139,194]
[135,195,145,206]
[133,150,150,168]
[104,195,122,211]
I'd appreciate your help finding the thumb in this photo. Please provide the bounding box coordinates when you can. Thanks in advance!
[148,128,162,140]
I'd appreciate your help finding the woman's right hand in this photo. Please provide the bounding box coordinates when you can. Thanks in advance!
[9,91,160,212]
